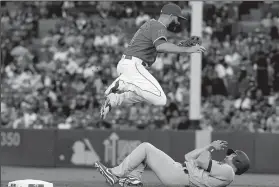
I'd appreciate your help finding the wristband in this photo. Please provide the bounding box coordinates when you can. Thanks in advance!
[206,159,213,172]
[209,146,215,152]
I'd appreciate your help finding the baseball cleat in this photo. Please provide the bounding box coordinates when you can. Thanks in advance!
[119,176,143,187]
[94,161,119,185]
[100,97,112,120]
[105,79,120,96]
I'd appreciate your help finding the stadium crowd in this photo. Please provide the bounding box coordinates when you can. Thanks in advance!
[1,1,279,133]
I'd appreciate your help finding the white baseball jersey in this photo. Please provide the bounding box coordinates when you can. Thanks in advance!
[185,159,235,187]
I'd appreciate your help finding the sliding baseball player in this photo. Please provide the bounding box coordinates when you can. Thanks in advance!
[95,140,250,187]
[100,3,206,119]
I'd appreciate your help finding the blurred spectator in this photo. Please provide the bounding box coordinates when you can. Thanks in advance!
[261,12,272,29]
[234,91,252,110]
[271,49,279,91]
[135,11,150,26]
[266,113,279,133]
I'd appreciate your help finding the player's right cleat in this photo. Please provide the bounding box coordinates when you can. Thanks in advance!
[94,161,119,185]
[119,176,143,187]
[100,97,112,120]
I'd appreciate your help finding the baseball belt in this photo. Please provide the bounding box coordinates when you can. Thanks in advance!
[122,55,149,68]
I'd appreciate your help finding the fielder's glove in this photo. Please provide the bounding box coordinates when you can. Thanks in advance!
[178,36,202,47]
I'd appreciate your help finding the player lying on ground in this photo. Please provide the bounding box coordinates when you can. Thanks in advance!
[100,3,206,119]
[95,140,250,187]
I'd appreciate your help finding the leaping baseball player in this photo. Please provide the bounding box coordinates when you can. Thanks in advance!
[100,3,206,119]
[95,140,250,187]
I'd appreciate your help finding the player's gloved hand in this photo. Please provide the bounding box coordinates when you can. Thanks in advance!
[178,36,202,47]
[186,44,206,53]
[179,35,206,53]
[210,140,228,151]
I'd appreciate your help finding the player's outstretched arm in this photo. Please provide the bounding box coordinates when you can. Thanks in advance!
[156,42,206,54]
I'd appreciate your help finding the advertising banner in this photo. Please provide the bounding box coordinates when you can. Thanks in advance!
[55,130,174,168]
[254,133,279,173]
[1,129,55,166]
[2,129,279,174]
[1,129,25,166]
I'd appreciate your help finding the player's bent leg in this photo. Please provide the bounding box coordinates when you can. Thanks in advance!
[117,60,167,106]
[126,162,146,180]
[102,87,166,119]
[125,81,167,106]
[110,142,189,186]
[110,142,149,177]
[102,58,167,119]
[131,61,167,106]
[141,143,189,186]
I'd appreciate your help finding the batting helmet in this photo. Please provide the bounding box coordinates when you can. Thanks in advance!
[227,148,250,175]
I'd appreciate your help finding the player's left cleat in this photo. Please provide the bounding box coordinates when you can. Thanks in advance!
[100,97,112,120]
[105,79,120,96]
[119,176,143,187]
[94,161,119,185]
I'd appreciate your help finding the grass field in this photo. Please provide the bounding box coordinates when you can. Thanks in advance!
[2,166,279,187]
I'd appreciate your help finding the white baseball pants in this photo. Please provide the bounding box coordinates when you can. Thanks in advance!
[105,55,167,107]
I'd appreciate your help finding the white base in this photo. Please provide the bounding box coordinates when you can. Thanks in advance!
[8,179,53,187]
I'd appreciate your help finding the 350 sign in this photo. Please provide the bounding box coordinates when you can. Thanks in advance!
[1,131,21,147]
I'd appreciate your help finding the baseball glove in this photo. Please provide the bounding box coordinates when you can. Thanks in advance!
[178,36,202,47]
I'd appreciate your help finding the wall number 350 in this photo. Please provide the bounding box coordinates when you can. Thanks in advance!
[1,132,21,147]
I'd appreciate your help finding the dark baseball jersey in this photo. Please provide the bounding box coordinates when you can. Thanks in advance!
[124,19,168,66]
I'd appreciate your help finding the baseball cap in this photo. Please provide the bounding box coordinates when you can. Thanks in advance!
[227,148,250,175]
[161,3,187,20]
